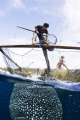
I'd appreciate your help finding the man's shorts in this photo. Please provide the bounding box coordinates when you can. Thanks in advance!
[57,62,65,66]
[32,32,37,39]
[32,32,45,42]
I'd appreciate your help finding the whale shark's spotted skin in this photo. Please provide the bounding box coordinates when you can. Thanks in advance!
[9,83,62,120]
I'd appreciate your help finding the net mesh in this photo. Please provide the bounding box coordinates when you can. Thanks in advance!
[0,34,57,76]
[0,47,47,76]
[1,47,80,81]
[0,48,22,74]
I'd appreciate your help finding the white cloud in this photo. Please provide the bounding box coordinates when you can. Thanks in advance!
[10,0,26,9]
[60,0,80,45]
[9,0,39,13]
[62,0,80,32]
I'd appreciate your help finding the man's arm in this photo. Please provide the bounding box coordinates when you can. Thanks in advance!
[35,26,39,34]
[46,34,49,41]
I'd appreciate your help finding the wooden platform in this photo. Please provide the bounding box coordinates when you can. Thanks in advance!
[0,44,80,50]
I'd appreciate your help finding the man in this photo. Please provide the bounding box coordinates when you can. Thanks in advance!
[56,55,68,70]
[32,23,53,74]
[32,23,49,44]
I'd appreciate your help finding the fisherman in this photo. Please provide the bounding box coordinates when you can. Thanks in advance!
[56,55,68,70]
[32,23,53,74]
[32,23,49,44]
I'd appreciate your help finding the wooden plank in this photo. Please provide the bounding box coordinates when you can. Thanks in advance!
[0,44,80,50]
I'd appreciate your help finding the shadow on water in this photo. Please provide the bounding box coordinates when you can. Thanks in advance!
[0,77,80,120]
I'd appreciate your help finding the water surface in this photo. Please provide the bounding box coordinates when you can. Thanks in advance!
[0,73,80,120]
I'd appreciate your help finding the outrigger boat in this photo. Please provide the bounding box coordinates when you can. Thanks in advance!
[0,26,80,75]
[0,43,80,75]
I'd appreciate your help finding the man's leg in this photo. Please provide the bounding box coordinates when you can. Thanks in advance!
[32,33,37,44]
[32,38,36,44]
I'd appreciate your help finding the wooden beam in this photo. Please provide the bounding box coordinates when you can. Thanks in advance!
[0,44,80,50]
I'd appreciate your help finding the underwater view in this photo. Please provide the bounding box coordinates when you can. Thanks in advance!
[1,0,80,120]
[0,73,80,120]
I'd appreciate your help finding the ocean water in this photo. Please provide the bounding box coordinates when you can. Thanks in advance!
[0,81,13,120]
[0,73,80,120]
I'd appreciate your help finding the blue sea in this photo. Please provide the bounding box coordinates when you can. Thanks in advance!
[0,73,80,120]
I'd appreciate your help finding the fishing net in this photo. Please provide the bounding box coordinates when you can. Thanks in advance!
[0,47,50,76]
[0,34,57,76]
[0,48,22,74]
[1,47,80,81]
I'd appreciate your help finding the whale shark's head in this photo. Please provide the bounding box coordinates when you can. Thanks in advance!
[9,82,62,120]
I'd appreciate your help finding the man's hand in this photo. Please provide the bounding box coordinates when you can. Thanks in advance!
[36,31,39,34]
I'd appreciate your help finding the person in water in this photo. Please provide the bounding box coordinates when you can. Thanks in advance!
[32,23,49,44]
[56,55,68,70]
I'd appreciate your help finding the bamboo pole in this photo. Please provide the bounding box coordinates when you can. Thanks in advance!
[42,48,50,72]
[17,26,57,38]
[0,44,80,50]
[17,26,35,32]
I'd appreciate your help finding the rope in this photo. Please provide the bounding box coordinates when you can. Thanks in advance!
[6,48,33,56]
[54,50,80,52]
[2,44,80,72]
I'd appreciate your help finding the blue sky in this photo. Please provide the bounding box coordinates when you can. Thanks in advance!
[0,0,80,69]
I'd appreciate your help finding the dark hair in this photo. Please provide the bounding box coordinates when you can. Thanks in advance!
[43,23,49,28]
